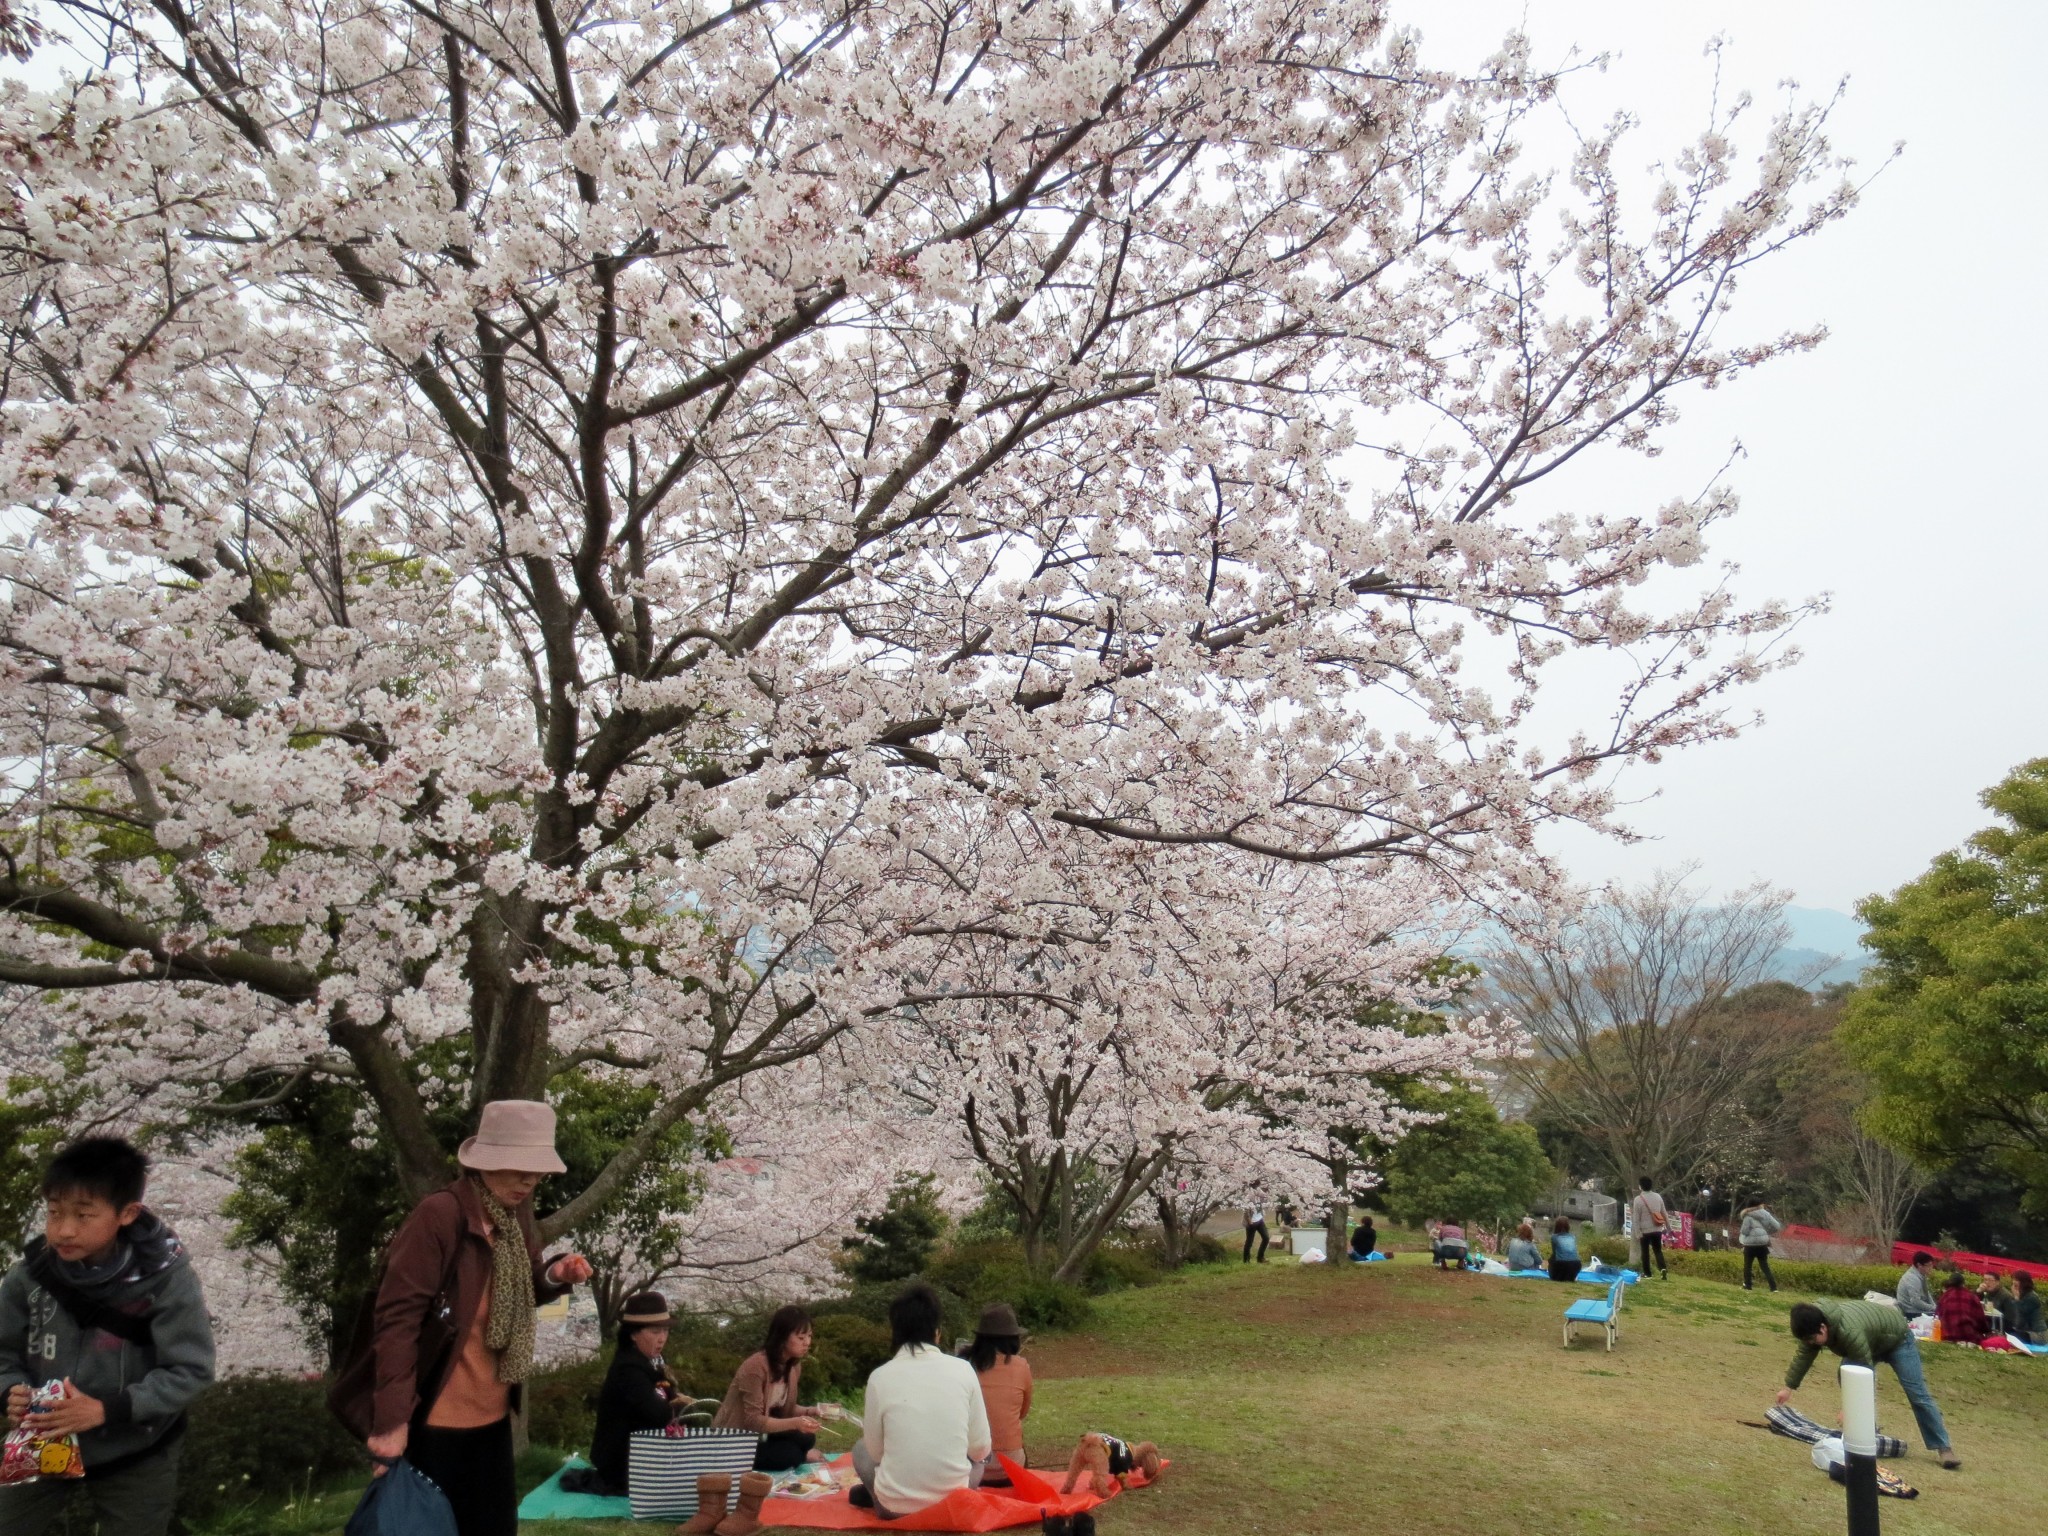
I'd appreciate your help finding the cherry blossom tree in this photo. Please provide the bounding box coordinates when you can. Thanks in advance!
[879,811,1512,1278]
[2,0,1857,1243]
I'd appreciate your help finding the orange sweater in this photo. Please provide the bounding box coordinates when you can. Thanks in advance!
[976,1354,1033,1459]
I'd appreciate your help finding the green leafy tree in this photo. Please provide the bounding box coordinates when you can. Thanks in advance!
[1378,1088,1556,1246]
[841,1175,946,1283]
[1843,759,2048,1213]
[0,1062,86,1265]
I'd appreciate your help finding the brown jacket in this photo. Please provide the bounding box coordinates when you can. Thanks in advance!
[367,1177,569,1436]
[711,1349,805,1433]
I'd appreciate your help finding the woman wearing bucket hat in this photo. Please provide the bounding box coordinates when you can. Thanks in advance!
[966,1301,1031,1483]
[357,1100,593,1536]
[581,1291,681,1495]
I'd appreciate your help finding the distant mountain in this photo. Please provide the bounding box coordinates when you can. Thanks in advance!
[1768,905,1868,988]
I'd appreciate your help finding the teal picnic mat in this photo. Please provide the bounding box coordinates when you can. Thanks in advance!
[518,1459,634,1521]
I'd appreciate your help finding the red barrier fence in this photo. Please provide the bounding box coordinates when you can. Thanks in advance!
[1891,1241,2048,1282]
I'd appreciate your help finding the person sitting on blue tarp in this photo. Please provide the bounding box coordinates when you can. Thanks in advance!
[1349,1217,1378,1262]
[1506,1222,1543,1272]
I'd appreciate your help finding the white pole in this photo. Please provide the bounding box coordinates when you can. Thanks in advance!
[1840,1364,1876,1455]
[1840,1363,1879,1535]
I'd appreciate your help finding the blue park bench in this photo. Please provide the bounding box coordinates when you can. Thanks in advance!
[1562,1278,1626,1351]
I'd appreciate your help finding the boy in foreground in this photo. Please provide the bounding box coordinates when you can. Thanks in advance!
[0,1136,217,1534]
[1776,1298,1960,1470]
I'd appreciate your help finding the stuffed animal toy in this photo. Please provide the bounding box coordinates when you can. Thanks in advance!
[1058,1432,1163,1497]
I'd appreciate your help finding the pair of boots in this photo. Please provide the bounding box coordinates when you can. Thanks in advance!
[677,1470,772,1536]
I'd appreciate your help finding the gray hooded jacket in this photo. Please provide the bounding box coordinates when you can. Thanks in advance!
[0,1210,216,1473]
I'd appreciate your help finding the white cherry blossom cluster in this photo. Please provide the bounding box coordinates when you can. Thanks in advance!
[0,2,1856,1253]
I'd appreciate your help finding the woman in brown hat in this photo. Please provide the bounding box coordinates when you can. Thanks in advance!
[966,1301,1031,1482]
[360,1100,593,1536]
[583,1291,680,1495]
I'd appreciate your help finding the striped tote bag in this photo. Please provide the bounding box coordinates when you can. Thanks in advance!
[627,1428,762,1520]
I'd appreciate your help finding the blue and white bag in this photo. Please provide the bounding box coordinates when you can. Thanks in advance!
[627,1428,761,1521]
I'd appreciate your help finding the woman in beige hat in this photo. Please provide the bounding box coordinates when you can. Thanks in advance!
[357,1100,593,1536]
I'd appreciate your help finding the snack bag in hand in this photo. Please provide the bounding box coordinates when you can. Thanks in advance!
[1,1381,87,1485]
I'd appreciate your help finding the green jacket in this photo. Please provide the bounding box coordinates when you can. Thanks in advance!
[1785,1298,1911,1389]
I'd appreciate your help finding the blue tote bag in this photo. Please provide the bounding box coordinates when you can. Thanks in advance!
[345,1460,459,1536]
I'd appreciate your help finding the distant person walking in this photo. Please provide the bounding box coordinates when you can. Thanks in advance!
[1738,1195,1781,1292]
[1630,1177,1670,1280]
[1778,1299,1960,1470]
[1242,1194,1270,1265]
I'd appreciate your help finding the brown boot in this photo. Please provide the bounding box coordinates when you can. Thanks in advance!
[677,1473,732,1536]
[713,1471,774,1536]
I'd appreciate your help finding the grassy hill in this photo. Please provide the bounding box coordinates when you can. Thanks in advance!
[188,1256,2045,1536]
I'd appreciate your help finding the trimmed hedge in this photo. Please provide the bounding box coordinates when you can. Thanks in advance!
[1578,1236,1966,1300]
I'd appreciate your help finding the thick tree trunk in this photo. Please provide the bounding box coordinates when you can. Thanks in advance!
[1156,1195,1183,1268]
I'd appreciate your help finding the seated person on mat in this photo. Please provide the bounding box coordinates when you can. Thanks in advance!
[582,1291,681,1494]
[1547,1217,1581,1283]
[851,1283,991,1517]
[1934,1270,1985,1344]
[966,1301,1031,1484]
[1349,1216,1378,1261]
[1506,1221,1543,1272]
[2015,1273,2046,1344]
[1431,1216,1467,1270]
[1894,1251,1938,1319]
[712,1304,826,1470]
[1979,1275,2021,1337]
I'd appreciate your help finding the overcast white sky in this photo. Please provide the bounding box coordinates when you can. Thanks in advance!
[6,3,2039,913]
[1417,1,2048,913]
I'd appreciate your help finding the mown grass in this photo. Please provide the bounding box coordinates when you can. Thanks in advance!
[188,1254,2048,1536]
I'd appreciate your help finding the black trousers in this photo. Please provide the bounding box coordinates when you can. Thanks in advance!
[1549,1258,1581,1283]
[1243,1221,1269,1262]
[755,1429,817,1471]
[1640,1231,1667,1273]
[1743,1244,1777,1290]
[409,1417,517,1536]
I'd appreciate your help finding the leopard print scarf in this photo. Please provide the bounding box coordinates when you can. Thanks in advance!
[474,1183,538,1385]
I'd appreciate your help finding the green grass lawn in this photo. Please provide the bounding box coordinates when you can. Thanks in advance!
[194,1257,2048,1536]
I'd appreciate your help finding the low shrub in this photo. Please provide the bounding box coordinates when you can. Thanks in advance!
[1083,1242,1164,1295]
[526,1354,606,1453]
[806,1312,894,1397]
[1180,1232,1229,1266]
[1571,1240,1933,1299]
[1013,1279,1093,1331]
[923,1238,1031,1307]
[174,1373,367,1521]
[1582,1234,1631,1266]
[1669,1249,1924,1299]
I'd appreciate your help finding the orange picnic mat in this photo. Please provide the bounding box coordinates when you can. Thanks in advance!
[760,1453,1165,1531]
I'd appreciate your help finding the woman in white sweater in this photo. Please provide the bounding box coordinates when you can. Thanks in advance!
[850,1284,992,1517]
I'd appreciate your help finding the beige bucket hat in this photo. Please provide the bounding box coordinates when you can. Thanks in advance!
[457,1099,568,1174]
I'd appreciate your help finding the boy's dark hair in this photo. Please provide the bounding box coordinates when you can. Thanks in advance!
[1788,1302,1827,1341]
[1911,1251,1935,1268]
[888,1282,944,1354]
[42,1136,149,1209]
[1638,1175,1654,1191]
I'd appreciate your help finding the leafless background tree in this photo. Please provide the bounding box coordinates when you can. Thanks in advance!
[1490,870,1824,1196]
